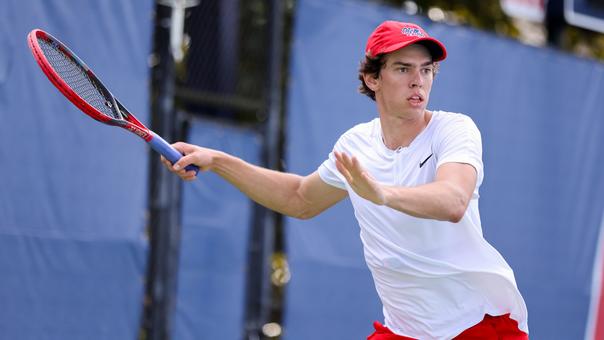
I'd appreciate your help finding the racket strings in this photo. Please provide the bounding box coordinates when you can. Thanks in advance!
[38,38,121,120]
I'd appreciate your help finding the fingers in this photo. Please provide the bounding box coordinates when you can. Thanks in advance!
[335,151,384,205]
[335,151,366,186]
[171,142,195,154]
[172,153,195,171]
[160,154,198,181]
[180,171,197,181]
[335,154,353,183]
[335,151,362,177]
[160,155,178,172]
[337,152,355,171]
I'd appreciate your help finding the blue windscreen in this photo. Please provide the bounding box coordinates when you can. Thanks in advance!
[173,119,261,340]
[0,1,152,339]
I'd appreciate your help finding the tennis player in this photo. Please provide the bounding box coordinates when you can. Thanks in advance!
[162,20,529,339]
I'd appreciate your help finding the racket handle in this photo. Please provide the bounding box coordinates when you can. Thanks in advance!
[148,132,200,175]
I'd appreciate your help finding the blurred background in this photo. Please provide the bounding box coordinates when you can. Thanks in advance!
[1,0,604,339]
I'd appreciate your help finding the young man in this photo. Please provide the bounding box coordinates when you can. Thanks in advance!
[162,21,529,339]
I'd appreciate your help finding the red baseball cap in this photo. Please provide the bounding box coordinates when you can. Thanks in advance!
[365,21,447,61]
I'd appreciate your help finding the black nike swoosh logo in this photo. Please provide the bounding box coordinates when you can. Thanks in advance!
[419,153,433,168]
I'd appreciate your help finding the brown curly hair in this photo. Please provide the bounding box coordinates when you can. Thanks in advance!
[357,54,387,101]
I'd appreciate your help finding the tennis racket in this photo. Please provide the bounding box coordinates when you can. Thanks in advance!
[27,29,199,174]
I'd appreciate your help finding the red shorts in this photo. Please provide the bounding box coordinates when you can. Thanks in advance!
[367,314,528,340]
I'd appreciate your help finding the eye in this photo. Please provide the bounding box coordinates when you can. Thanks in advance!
[397,67,409,73]
[421,67,433,75]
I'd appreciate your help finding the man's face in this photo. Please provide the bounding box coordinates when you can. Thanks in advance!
[371,44,435,116]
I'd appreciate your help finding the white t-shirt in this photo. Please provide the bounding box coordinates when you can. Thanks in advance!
[318,111,528,339]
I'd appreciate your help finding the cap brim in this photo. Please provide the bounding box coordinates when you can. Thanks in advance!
[380,37,447,62]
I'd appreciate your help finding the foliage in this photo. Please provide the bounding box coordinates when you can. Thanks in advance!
[374,0,604,61]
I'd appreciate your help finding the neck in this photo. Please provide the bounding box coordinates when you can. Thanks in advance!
[380,110,431,150]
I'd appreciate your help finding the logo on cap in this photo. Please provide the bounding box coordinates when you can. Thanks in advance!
[401,27,425,37]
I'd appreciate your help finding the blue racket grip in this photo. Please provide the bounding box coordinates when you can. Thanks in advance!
[148,132,199,175]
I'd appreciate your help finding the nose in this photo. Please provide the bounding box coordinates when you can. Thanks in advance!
[409,69,424,88]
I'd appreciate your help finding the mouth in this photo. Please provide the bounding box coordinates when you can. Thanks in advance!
[407,94,424,106]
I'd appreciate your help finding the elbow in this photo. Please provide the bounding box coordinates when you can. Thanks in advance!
[285,198,319,220]
[447,209,465,223]
[442,184,472,223]
[294,213,313,220]
[288,189,322,220]
[293,208,319,220]
[446,199,470,223]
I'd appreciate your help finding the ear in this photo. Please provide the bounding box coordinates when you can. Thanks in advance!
[363,72,380,92]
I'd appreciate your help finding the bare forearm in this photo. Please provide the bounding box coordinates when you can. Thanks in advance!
[210,151,308,217]
[164,142,346,218]
[335,152,476,223]
[382,181,469,222]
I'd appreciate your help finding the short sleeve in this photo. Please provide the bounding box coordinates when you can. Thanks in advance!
[317,136,348,190]
[434,115,484,186]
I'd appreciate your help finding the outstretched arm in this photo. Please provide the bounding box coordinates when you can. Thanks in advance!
[161,142,347,219]
[334,151,476,222]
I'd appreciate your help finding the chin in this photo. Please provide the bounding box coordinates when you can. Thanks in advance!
[408,106,427,114]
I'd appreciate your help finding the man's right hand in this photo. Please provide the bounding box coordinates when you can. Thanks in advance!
[160,142,219,181]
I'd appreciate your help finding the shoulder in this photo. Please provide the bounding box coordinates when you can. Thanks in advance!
[432,110,478,127]
[337,118,380,143]
[431,110,481,136]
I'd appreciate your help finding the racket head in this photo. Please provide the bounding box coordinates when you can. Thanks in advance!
[27,29,134,128]
[27,29,193,168]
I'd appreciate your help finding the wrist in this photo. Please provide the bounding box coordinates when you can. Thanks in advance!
[207,150,233,173]
[380,186,393,206]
